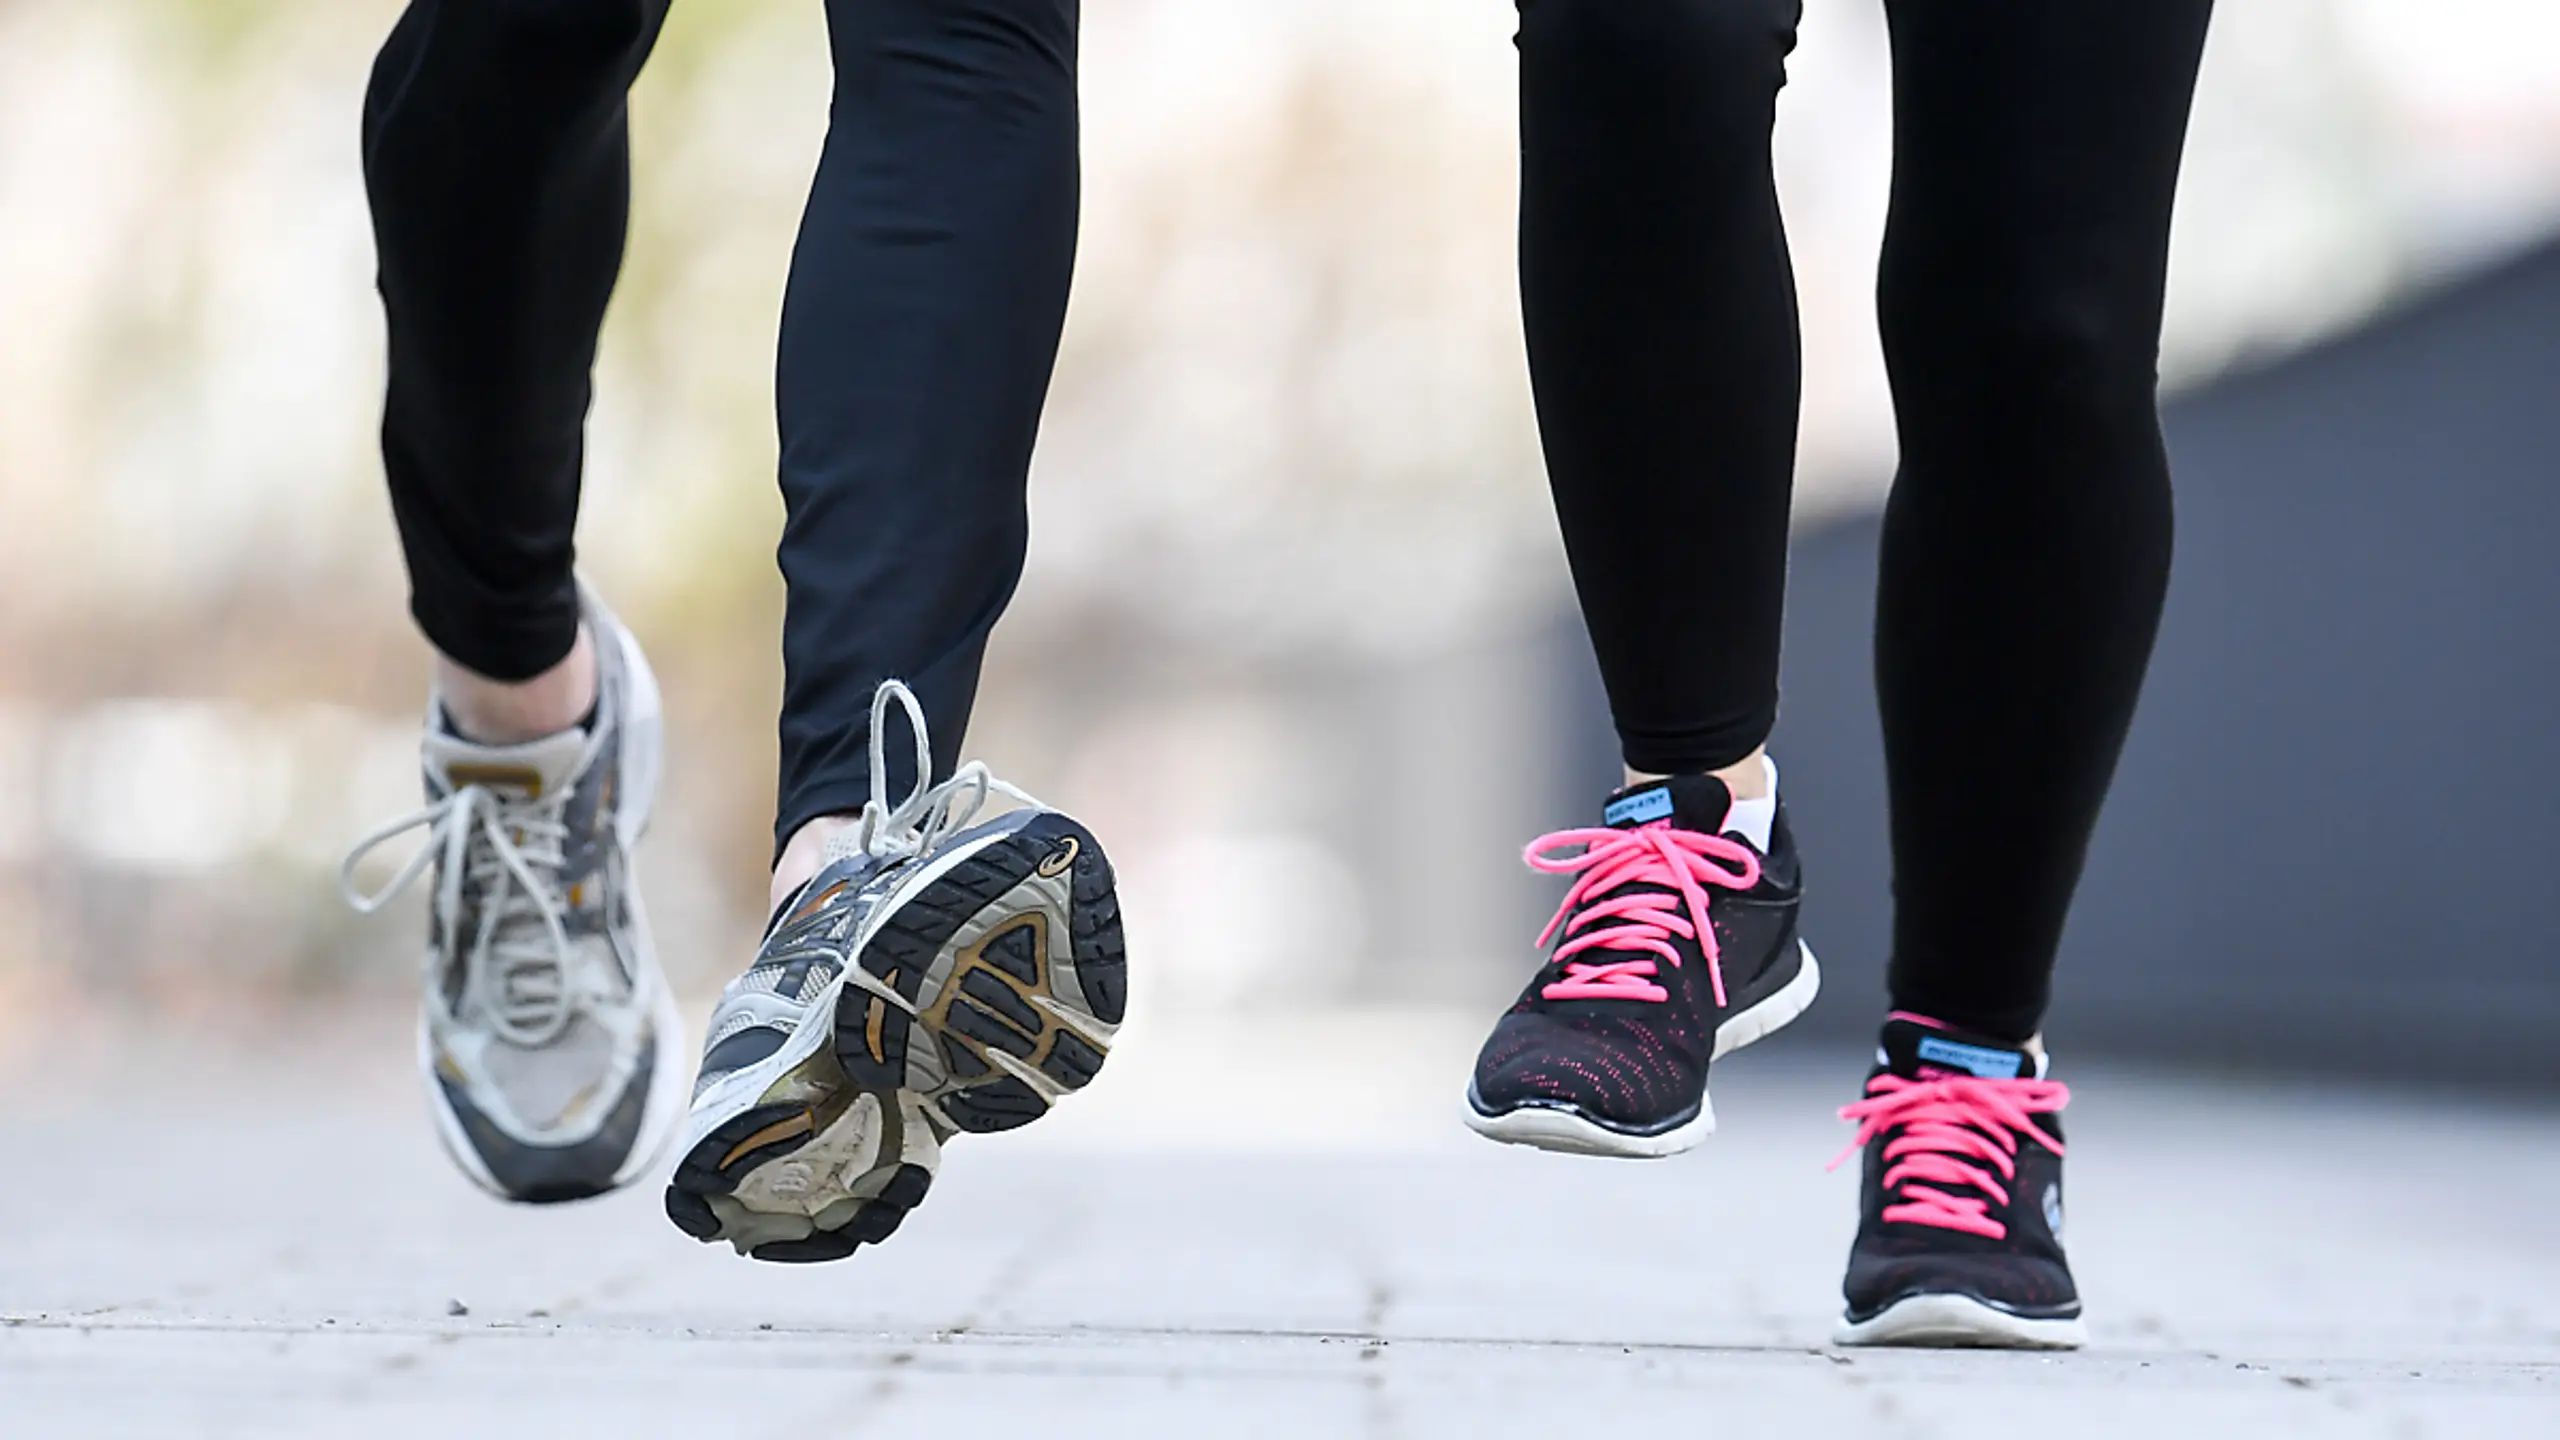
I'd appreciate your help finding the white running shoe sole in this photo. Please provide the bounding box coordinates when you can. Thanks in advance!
[1834,1292,2089,1350]
[1464,942,1822,1159]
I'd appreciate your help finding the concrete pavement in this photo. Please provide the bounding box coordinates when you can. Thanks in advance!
[1,1007,2553,1437]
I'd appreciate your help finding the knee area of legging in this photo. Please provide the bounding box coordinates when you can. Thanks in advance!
[1884,289,2161,433]
[1517,0,1800,92]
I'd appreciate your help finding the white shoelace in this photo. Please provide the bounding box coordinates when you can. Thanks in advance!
[825,679,1040,872]
[798,681,1040,1023]
[340,745,595,1049]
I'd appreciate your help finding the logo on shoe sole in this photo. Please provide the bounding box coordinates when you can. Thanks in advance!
[1603,788,1675,827]
[1916,1035,2028,1079]
[1035,837,1081,879]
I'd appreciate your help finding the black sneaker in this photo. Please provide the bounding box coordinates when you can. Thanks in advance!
[1834,1015,2086,1349]
[1464,771,1820,1158]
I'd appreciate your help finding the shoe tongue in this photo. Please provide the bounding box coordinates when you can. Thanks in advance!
[422,722,590,802]
[1602,773,1734,833]
[1879,1016,2038,1081]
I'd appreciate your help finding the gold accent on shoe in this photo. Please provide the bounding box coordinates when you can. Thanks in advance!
[443,763,547,798]
[788,879,851,927]
[719,1110,816,1169]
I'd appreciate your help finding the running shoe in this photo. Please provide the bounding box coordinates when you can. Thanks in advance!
[664,680,1127,1262]
[1465,769,1820,1157]
[341,584,686,1204]
[1832,1014,2085,1349]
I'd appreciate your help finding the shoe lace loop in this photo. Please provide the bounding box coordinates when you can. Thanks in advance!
[1830,1074,2071,1240]
[339,761,589,1049]
[794,680,1040,1026]
[825,679,1041,871]
[1525,823,1762,1007]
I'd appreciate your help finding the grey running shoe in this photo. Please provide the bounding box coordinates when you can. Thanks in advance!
[664,681,1127,1263]
[342,585,686,1204]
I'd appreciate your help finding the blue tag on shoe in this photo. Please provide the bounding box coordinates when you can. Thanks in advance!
[1916,1035,2030,1080]
[1603,786,1676,828]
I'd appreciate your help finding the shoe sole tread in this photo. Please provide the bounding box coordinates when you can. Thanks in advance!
[666,812,1124,1262]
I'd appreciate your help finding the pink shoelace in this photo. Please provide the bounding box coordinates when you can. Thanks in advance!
[1831,1073,2071,1240]
[1526,821,1762,1008]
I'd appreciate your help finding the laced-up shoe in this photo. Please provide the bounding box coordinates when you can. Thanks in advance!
[1832,1014,2085,1348]
[1465,771,1820,1157]
[664,681,1127,1262]
[341,585,686,1204]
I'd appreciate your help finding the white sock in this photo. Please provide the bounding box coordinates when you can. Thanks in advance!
[1723,755,1778,852]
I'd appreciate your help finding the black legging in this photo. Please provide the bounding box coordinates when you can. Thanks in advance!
[362,0,1078,853]
[1521,0,2212,1039]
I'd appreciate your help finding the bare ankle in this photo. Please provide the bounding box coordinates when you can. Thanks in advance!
[1625,746,1773,801]
[770,813,860,914]
[438,627,598,745]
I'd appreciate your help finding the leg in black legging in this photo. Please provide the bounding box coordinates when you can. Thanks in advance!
[364,0,1080,838]
[364,0,670,681]
[1517,0,1805,776]
[1875,0,2213,1041]
[772,0,1080,849]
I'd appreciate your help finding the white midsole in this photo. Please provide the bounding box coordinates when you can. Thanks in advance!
[1834,1292,2088,1350]
[1464,1096,1720,1159]
[1463,941,1822,1160]
[1713,941,1821,1061]
[601,600,685,1184]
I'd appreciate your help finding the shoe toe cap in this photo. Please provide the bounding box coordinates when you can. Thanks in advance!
[1469,1014,1702,1131]
[1844,1239,2081,1321]
[439,1045,661,1204]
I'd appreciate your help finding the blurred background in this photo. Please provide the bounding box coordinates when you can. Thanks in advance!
[3,0,2558,1089]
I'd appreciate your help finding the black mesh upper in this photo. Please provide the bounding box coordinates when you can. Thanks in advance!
[1840,1020,2081,1322]
[1470,775,1802,1134]
[1473,1001,1714,1133]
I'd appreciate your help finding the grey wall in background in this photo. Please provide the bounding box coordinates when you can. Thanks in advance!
[1745,238,2560,1090]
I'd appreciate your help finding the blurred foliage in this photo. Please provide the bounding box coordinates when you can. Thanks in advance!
[6,0,2559,1025]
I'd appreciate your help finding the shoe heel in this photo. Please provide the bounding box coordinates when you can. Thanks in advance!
[1711,941,1822,1061]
